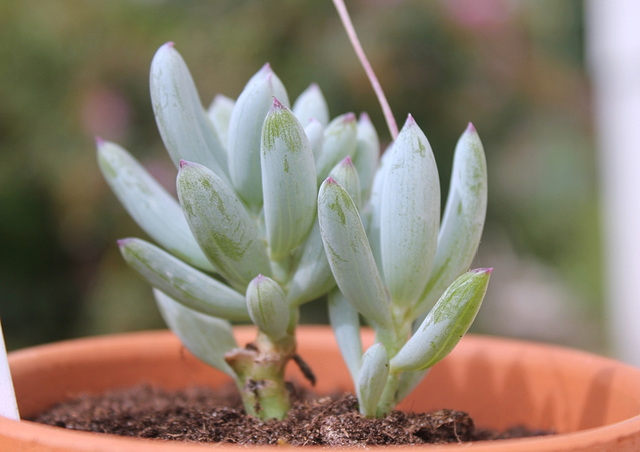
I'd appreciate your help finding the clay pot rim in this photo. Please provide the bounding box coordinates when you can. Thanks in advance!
[3,327,640,451]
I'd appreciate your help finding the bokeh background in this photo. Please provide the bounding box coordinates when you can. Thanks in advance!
[1,1,603,353]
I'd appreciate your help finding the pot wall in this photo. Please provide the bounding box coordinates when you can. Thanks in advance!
[3,326,640,451]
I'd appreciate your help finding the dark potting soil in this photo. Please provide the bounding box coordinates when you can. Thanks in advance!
[32,384,552,447]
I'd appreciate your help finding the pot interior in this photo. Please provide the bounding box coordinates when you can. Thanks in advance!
[9,327,640,435]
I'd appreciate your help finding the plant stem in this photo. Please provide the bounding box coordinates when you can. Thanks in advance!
[225,331,296,420]
[332,0,398,140]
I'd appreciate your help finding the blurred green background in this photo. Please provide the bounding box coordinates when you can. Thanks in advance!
[1,0,601,352]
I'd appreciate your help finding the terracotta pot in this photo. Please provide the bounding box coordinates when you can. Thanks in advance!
[2,326,640,451]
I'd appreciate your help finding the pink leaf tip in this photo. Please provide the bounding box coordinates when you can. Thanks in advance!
[473,267,493,275]
[165,41,175,48]
[342,155,353,166]
[117,238,132,247]
[95,136,105,147]
[272,97,285,109]
[359,112,370,122]
[467,122,476,133]
[179,159,191,169]
[325,176,337,185]
[344,112,356,123]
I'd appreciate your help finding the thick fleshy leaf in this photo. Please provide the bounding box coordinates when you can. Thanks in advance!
[318,178,392,328]
[119,238,249,320]
[390,268,491,372]
[154,289,237,378]
[380,115,440,308]
[292,83,329,127]
[328,289,362,383]
[261,99,317,261]
[97,140,214,272]
[357,343,389,417]
[207,94,235,150]
[328,156,361,208]
[177,161,271,291]
[246,275,290,341]
[315,113,357,183]
[286,218,335,307]
[365,143,394,278]
[353,113,380,205]
[150,43,230,184]
[304,119,325,161]
[227,64,289,210]
[413,123,488,318]
[285,154,359,306]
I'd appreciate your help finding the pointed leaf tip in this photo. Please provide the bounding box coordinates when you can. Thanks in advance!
[342,155,354,166]
[117,238,132,247]
[359,112,370,122]
[325,176,337,184]
[164,41,175,48]
[272,97,285,109]
[344,112,356,123]
[467,122,476,133]
[473,267,493,275]
[95,136,104,147]
[405,113,416,126]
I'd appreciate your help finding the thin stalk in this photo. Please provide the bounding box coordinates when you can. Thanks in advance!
[332,0,398,140]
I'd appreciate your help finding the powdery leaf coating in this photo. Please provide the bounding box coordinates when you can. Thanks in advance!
[246,275,290,341]
[292,83,330,127]
[315,113,358,183]
[380,115,440,309]
[413,123,488,318]
[118,238,249,321]
[390,268,492,372]
[227,64,290,210]
[318,177,392,328]
[357,343,390,417]
[97,140,215,272]
[150,43,230,185]
[177,161,271,291]
[154,289,237,377]
[261,99,317,261]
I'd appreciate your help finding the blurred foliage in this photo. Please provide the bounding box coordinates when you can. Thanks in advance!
[1,0,601,351]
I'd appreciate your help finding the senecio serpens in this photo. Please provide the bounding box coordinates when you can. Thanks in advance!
[97,38,490,420]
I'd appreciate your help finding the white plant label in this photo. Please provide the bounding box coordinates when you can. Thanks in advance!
[0,320,19,420]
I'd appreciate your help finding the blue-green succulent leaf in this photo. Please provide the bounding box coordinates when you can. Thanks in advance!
[413,123,488,318]
[365,143,394,278]
[304,119,325,161]
[328,156,361,208]
[207,94,235,150]
[150,43,230,185]
[227,64,289,210]
[154,289,238,378]
[315,113,357,183]
[261,99,317,261]
[246,275,290,341]
[353,113,380,206]
[292,83,329,127]
[177,161,271,291]
[390,268,492,372]
[380,115,440,308]
[318,178,392,328]
[328,289,362,383]
[97,140,215,273]
[119,238,249,321]
[357,343,389,418]
[286,218,335,307]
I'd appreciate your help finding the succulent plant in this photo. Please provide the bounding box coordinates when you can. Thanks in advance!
[98,0,492,422]
[98,41,381,420]
[318,118,490,417]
